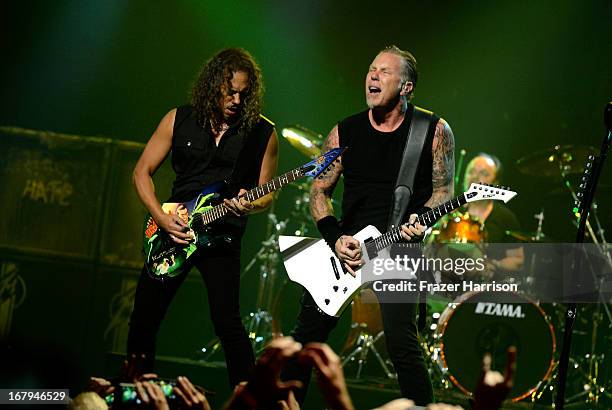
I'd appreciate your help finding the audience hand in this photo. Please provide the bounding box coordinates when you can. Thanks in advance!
[224,337,303,409]
[173,375,211,410]
[136,381,169,410]
[299,342,354,410]
[426,404,464,409]
[373,398,415,410]
[472,347,516,410]
[86,376,115,398]
[276,390,300,410]
[120,353,158,382]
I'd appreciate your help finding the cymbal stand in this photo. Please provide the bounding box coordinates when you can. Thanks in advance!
[198,209,288,360]
[556,170,612,406]
[341,323,397,380]
[590,201,612,266]
[556,109,612,409]
[534,209,545,241]
[563,302,611,405]
[246,216,288,352]
[527,209,545,284]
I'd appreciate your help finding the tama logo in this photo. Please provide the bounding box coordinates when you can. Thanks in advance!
[475,303,525,318]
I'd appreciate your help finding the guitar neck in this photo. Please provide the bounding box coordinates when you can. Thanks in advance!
[200,168,305,226]
[372,193,468,251]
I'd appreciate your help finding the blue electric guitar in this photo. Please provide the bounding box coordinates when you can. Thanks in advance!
[143,148,345,279]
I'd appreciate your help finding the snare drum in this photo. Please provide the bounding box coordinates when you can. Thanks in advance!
[435,292,556,402]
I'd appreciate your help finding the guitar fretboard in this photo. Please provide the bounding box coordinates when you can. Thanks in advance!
[372,194,468,251]
[196,168,305,227]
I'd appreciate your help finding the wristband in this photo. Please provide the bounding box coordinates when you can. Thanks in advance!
[317,215,344,250]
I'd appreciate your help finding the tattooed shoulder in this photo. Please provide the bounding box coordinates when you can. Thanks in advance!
[433,118,453,151]
[323,125,340,151]
[431,118,455,188]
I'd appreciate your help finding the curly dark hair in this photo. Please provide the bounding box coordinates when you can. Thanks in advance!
[191,48,264,134]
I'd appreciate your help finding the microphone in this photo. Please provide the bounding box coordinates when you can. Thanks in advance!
[605,101,612,130]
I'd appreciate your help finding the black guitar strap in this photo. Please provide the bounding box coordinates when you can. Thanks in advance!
[387,104,435,332]
[387,105,436,229]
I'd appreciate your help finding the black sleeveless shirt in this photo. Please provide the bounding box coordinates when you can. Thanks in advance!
[338,106,438,235]
[169,105,273,234]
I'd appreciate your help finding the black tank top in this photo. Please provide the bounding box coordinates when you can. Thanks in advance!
[338,106,438,235]
[169,105,273,236]
[170,105,273,202]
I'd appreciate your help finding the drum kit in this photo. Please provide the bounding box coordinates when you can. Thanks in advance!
[200,128,611,406]
[383,144,610,406]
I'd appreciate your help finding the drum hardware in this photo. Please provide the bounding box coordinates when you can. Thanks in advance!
[516,144,597,177]
[534,208,545,242]
[560,299,612,406]
[454,148,467,194]
[341,329,397,380]
[198,209,288,360]
[517,144,612,406]
[281,125,323,158]
[340,289,397,380]
[553,105,612,409]
[286,181,314,237]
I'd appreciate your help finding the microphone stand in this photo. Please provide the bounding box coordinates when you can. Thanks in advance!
[555,102,612,408]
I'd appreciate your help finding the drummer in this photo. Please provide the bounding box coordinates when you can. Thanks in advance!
[463,153,524,276]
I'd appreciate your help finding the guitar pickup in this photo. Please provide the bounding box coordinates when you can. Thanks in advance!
[330,257,340,280]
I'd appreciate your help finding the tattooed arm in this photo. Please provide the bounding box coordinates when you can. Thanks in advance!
[310,125,343,222]
[311,126,362,276]
[425,118,455,208]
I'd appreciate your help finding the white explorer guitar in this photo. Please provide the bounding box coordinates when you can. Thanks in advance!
[279,183,517,317]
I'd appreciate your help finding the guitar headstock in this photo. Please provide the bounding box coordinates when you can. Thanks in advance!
[573,154,596,214]
[302,147,347,178]
[465,183,517,203]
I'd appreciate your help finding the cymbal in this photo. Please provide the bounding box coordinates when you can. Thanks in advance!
[516,145,597,177]
[281,125,323,157]
[546,183,612,197]
[505,230,547,242]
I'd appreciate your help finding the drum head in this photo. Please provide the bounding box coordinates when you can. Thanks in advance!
[438,292,555,401]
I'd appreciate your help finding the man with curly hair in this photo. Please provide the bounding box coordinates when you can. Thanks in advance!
[128,48,278,387]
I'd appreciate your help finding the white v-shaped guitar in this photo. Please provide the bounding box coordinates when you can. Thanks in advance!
[279,183,517,317]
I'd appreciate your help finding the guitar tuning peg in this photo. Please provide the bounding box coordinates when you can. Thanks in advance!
[577,192,583,198]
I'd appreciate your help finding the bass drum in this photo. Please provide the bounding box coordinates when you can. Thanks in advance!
[435,292,556,402]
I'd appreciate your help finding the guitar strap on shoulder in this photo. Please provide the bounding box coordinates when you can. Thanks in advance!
[388,105,435,332]
[387,105,436,229]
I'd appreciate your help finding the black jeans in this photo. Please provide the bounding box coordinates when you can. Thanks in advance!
[282,289,434,406]
[127,244,255,387]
